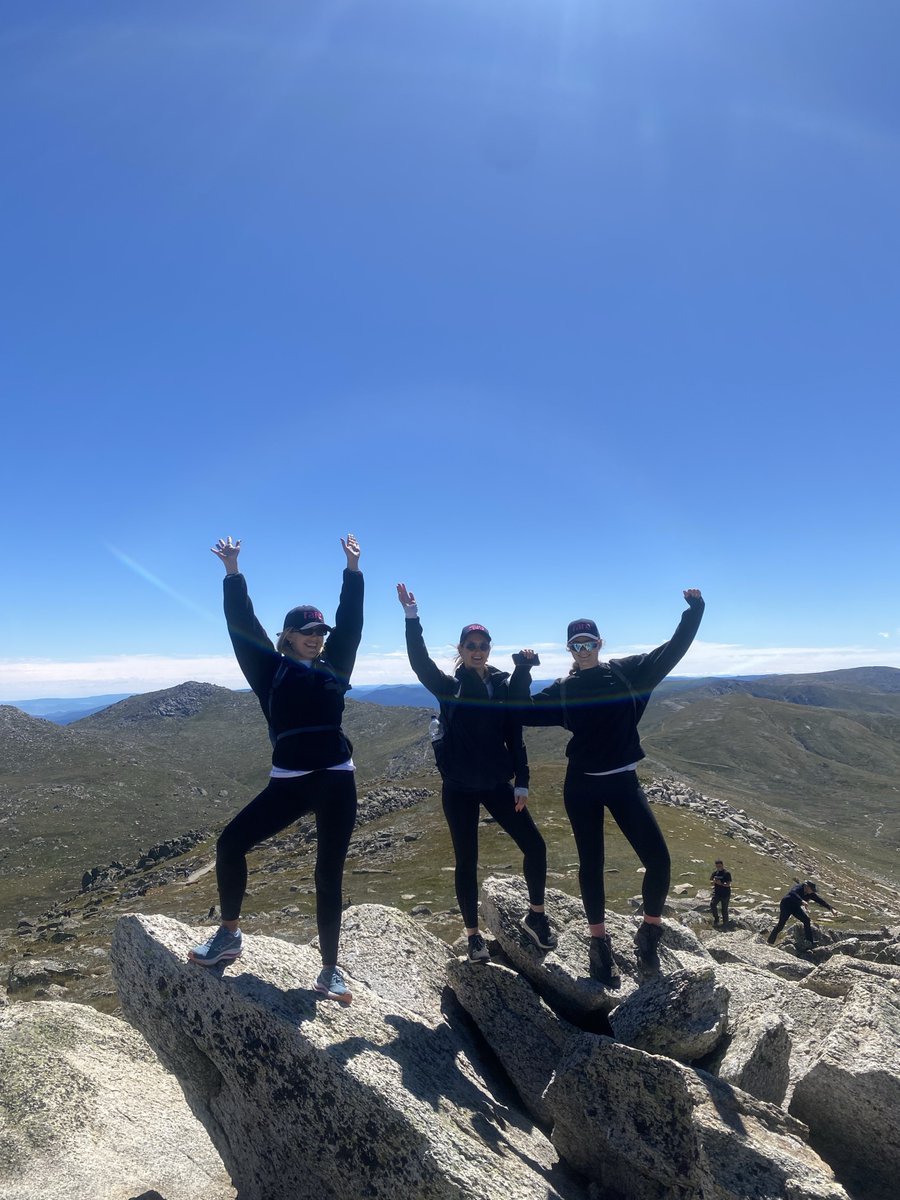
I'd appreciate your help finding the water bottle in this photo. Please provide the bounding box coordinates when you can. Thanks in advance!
[429,716,442,742]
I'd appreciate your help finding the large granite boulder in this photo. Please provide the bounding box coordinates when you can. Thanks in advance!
[709,1011,792,1106]
[709,962,841,1102]
[609,964,728,1062]
[544,1035,849,1200]
[446,957,580,1125]
[0,999,234,1200]
[478,876,635,1021]
[703,929,816,981]
[110,909,586,1200]
[333,903,454,1020]
[790,978,900,1200]
[478,876,713,1025]
[6,956,85,992]
[799,955,900,999]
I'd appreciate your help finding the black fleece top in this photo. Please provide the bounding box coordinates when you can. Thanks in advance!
[223,569,364,771]
[405,617,529,791]
[510,598,705,774]
[785,882,834,911]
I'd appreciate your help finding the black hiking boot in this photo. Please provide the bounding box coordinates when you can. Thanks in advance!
[589,935,617,986]
[634,922,663,976]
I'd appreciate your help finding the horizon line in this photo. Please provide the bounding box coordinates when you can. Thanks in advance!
[2,659,899,707]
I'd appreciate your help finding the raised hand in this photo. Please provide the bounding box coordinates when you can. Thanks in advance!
[396,583,419,617]
[341,533,361,571]
[683,588,703,606]
[211,536,242,574]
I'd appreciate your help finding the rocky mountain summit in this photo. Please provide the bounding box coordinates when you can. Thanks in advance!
[5,876,884,1200]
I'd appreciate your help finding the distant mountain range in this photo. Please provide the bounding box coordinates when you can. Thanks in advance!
[1,694,132,724]
[4,676,762,722]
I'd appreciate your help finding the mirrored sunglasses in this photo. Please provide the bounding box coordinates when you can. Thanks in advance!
[569,640,599,653]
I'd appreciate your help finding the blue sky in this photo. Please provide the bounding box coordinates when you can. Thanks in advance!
[2,0,899,699]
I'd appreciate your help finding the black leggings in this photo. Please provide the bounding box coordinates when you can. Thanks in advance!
[564,768,670,924]
[216,771,357,966]
[441,782,547,930]
[711,894,730,924]
[771,897,812,940]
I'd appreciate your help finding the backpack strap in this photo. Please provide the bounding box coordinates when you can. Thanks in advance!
[608,660,639,720]
[559,678,569,731]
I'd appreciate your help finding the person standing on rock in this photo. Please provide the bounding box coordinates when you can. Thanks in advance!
[511,590,705,983]
[397,583,556,963]
[767,880,835,946]
[710,859,732,928]
[188,534,363,1004]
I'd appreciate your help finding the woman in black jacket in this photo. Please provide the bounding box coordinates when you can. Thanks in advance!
[189,534,363,1004]
[512,590,704,982]
[398,583,555,961]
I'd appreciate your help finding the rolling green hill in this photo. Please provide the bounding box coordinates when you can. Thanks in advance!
[639,669,900,882]
[2,668,899,926]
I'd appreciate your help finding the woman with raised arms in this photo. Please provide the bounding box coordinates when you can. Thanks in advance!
[511,590,705,983]
[189,534,363,1004]
[397,582,556,961]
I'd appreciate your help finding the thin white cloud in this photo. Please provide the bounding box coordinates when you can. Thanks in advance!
[2,640,899,701]
[879,632,891,639]
[0,655,245,700]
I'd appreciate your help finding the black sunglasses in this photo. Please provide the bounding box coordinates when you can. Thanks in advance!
[464,641,490,652]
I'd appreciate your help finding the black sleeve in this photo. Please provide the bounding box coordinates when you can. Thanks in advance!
[323,569,364,683]
[404,617,457,699]
[509,676,568,728]
[509,663,534,701]
[222,574,279,699]
[505,718,530,789]
[618,598,705,694]
[809,892,833,910]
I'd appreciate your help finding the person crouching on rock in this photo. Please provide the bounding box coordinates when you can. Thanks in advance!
[188,534,363,1005]
[511,590,705,984]
[767,880,835,947]
[397,583,556,963]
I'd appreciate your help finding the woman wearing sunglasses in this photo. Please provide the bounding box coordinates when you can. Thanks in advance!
[188,534,363,1005]
[397,583,555,962]
[511,590,705,983]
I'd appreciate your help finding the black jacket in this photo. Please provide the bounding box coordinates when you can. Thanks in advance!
[405,617,528,791]
[510,598,704,774]
[785,882,833,911]
[223,569,364,771]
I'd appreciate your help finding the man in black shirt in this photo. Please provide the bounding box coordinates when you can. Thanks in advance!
[709,859,732,928]
[767,881,835,946]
